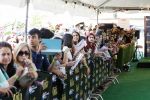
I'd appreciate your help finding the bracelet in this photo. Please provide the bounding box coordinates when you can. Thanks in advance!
[84,65,88,68]
[86,66,88,68]
[14,74,19,80]
[52,59,56,64]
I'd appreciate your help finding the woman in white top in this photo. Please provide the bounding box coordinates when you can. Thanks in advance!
[62,34,75,67]
[72,31,90,75]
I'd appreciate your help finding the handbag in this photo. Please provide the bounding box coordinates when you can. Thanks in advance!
[13,91,22,100]
[19,73,36,88]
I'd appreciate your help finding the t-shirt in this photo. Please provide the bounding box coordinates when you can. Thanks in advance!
[73,39,87,56]
[62,46,73,61]
[0,64,9,88]
[32,50,50,71]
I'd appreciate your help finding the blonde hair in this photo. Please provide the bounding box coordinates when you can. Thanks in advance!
[13,42,32,63]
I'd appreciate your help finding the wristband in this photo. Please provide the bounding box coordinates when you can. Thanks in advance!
[14,74,19,80]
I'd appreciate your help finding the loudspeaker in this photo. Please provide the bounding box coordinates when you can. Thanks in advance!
[135,30,140,39]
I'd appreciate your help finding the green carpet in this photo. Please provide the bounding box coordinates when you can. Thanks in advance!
[102,63,150,100]
[140,57,150,62]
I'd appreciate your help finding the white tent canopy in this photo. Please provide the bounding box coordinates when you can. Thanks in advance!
[1,0,150,22]
[0,0,96,17]
[1,0,150,15]
[79,0,150,7]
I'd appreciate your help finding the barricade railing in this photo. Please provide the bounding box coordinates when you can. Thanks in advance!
[13,42,135,100]
[2,57,116,100]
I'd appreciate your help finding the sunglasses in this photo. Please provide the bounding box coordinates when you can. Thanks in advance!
[18,51,30,56]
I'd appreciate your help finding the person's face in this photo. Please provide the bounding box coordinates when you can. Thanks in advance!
[28,34,41,47]
[106,35,109,40]
[56,53,62,59]
[95,35,101,41]
[18,35,24,42]
[88,35,95,43]
[72,32,80,42]
[17,46,30,63]
[0,47,12,66]
[103,35,107,40]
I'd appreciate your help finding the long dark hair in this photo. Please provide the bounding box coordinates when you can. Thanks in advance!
[84,33,96,53]
[0,42,15,76]
[63,34,73,48]
[40,28,54,39]
[72,31,81,44]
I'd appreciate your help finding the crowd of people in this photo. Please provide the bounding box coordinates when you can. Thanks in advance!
[0,23,136,99]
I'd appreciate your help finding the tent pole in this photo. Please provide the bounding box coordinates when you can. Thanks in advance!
[97,9,99,25]
[25,0,30,42]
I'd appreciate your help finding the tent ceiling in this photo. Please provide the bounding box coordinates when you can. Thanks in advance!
[81,0,106,7]
[0,0,150,14]
[79,0,150,7]
[65,0,150,11]
[103,0,150,7]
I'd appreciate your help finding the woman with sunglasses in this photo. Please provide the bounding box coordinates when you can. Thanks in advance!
[13,43,38,88]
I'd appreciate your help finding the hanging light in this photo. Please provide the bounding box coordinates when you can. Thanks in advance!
[73,2,76,8]
[74,2,77,4]
[65,1,67,4]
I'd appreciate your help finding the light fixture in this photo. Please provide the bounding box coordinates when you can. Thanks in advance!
[74,2,76,4]
[65,1,67,4]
